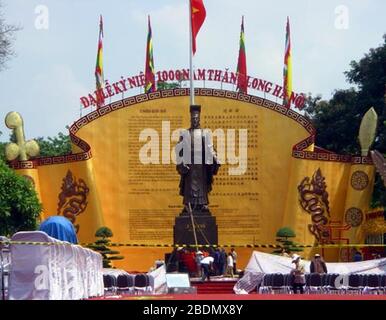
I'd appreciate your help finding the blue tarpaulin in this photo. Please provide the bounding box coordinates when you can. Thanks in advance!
[39,216,78,244]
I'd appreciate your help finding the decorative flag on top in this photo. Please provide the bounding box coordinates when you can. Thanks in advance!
[145,15,156,94]
[283,16,292,108]
[236,16,247,94]
[95,15,104,108]
[190,0,206,55]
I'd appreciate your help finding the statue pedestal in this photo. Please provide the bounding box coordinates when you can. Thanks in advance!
[173,211,218,245]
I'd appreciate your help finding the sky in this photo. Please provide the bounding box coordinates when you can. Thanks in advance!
[0,0,385,141]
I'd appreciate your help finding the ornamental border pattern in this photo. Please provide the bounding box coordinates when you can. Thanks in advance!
[10,88,371,167]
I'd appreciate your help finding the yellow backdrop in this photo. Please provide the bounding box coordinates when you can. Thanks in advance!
[11,89,375,270]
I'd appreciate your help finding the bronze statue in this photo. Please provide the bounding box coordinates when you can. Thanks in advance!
[176,105,220,213]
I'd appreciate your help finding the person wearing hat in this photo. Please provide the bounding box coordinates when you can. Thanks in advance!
[290,254,306,294]
[195,250,204,278]
[310,253,327,274]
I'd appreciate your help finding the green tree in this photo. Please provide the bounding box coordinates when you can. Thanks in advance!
[345,36,386,152]
[372,173,386,208]
[304,89,361,154]
[303,35,386,207]
[0,1,20,71]
[87,226,124,268]
[1,131,71,161]
[272,227,303,255]
[35,132,71,157]
[0,159,42,236]
[0,131,6,163]
[156,81,180,90]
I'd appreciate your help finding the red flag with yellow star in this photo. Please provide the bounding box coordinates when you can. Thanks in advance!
[190,0,206,55]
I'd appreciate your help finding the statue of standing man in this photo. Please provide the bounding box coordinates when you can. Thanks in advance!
[176,105,220,214]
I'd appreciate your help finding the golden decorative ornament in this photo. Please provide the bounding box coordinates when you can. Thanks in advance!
[362,218,386,235]
[350,170,369,190]
[4,111,40,161]
[358,107,378,157]
[5,143,20,161]
[345,207,363,227]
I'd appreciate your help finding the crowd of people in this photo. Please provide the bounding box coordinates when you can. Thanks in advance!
[173,247,380,288]
[174,247,238,281]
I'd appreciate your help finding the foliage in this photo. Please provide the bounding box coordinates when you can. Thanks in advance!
[303,35,386,208]
[276,227,296,238]
[35,132,72,157]
[371,174,386,208]
[0,133,5,163]
[272,227,303,255]
[87,226,124,268]
[0,159,41,236]
[0,1,21,71]
[156,81,180,90]
[304,89,361,154]
[0,131,71,162]
[95,226,113,238]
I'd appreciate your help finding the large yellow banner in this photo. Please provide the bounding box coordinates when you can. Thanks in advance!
[12,89,375,269]
[73,93,310,245]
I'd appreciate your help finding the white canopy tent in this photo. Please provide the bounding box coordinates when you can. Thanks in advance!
[234,251,386,294]
[8,231,104,300]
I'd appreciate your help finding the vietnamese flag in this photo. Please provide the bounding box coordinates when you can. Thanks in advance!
[190,0,206,55]
[283,16,292,108]
[145,15,156,93]
[236,16,247,94]
[95,15,104,107]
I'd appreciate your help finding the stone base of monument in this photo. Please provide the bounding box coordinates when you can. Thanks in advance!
[173,213,218,245]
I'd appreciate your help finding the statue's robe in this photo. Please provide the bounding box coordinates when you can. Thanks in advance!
[176,128,220,207]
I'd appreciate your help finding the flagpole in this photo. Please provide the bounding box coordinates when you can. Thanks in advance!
[189,0,195,105]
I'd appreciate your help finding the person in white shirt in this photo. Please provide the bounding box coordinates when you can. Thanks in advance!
[226,253,234,278]
[290,254,306,294]
[195,251,204,277]
[231,248,237,274]
[200,256,214,281]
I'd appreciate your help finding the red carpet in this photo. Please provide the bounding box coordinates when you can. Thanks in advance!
[92,293,386,300]
[191,279,237,294]
[90,279,386,300]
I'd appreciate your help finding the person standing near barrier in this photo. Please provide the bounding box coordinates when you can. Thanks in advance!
[213,248,221,275]
[226,252,234,278]
[195,251,204,278]
[219,248,227,275]
[231,248,237,275]
[310,253,327,274]
[200,255,214,281]
[290,254,306,294]
[353,250,363,262]
[280,248,290,257]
